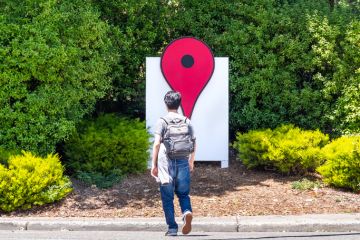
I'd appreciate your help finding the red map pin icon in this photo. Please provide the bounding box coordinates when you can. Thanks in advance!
[161,37,215,118]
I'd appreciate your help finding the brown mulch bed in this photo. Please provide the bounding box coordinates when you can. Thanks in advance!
[2,159,359,218]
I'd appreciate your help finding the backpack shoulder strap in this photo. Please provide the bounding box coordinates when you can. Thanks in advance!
[160,117,168,125]
[159,117,169,141]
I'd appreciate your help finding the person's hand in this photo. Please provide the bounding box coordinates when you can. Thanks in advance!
[151,166,158,178]
[189,161,194,172]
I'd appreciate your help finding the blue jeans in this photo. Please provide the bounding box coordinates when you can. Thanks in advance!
[160,159,192,231]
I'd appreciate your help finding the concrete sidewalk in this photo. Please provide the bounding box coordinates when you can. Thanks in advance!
[0,214,359,232]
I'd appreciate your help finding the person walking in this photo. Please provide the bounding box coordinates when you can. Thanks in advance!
[151,90,196,236]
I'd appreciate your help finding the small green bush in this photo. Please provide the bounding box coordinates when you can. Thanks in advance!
[233,124,329,174]
[292,178,322,191]
[64,114,150,187]
[0,151,72,212]
[317,135,360,192]
[76,170,122,189]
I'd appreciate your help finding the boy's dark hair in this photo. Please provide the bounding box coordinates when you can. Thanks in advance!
[164,91,181,110]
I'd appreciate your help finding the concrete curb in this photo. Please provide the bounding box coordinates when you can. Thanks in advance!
[237,214,360,232]
[0,214,359,232]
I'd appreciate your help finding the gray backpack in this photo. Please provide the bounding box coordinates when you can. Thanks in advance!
[161,116,195,159]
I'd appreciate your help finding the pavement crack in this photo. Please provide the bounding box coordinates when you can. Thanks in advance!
[236,216,240,232]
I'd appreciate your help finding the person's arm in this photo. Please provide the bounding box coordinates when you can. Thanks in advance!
[151,134,161,177]
[188,120,196,172]
[189,142,196,172]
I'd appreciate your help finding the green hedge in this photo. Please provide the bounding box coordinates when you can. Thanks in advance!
[1,0,358,156]
[0,151,72,212]
[0,0,116,154]
[93,0,359,136]
[317,135,360,191]
[63,114,150,188]
[233,124,329,174]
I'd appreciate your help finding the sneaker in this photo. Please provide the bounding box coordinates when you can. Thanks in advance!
[165,229,177,236]
[182,211,193,235]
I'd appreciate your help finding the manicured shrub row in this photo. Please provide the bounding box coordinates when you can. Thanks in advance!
[233,124,329,174]
[0,113,150,212]
[233,125,360,191]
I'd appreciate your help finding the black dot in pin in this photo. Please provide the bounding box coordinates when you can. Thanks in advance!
[181,55,194,68]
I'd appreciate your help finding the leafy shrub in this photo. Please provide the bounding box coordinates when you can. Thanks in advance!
[233,124,329,174]
[0,0,116,154]
[0,151,72,212]
[292,178,322,191]
[64,114,150,187]
[317,135,360,191]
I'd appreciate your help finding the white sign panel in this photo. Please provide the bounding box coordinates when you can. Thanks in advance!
[146,57,229,168]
